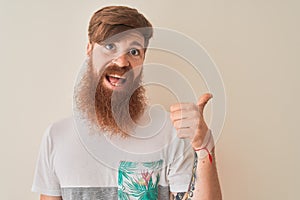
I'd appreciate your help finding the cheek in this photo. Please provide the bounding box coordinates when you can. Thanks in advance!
[92,51,111,75]
[131,60,144,79]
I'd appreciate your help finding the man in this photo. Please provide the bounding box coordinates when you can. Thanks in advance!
[32,5,222,200]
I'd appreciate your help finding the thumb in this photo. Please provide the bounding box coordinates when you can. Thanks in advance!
[197,93,213,113]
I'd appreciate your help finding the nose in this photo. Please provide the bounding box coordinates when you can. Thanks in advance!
[112,53,129,67]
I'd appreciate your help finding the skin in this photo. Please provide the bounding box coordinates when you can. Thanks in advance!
[88,31,145,86]
[40,32,222,200]
[170,93,222,200]
[40,195,62,200]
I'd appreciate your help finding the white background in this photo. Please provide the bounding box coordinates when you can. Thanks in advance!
[0,0,299,199]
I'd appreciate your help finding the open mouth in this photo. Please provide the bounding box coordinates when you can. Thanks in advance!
[105,74,127,87]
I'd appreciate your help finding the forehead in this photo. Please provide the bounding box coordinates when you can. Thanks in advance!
[103,30,145,47]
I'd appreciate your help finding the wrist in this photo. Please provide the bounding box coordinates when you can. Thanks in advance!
[191,124,209,149]
[194,129,215,162]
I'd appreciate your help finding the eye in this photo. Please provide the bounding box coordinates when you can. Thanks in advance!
[129,48,140,56]
[104,43,116,50]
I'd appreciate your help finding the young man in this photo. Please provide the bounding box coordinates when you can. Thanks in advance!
[32,6,222,200]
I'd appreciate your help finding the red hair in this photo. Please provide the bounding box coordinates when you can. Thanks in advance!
[88,6,153,48]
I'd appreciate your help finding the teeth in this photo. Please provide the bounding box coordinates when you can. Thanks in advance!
[109,74,125,79]
[106,74,126,87]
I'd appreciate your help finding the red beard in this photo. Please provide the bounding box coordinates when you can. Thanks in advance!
[74,58,146,136]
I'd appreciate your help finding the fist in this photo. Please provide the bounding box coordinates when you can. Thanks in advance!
[170,93,213,149]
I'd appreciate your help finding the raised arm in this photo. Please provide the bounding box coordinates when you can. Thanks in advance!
[170,93,222,200]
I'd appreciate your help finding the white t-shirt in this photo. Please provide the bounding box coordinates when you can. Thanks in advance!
[32,108,194,199]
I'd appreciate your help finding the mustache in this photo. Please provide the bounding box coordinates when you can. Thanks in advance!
[101,64,133,76]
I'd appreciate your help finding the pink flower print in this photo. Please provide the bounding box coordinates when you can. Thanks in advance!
[141,170,153,188]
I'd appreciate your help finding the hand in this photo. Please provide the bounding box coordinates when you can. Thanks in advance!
[170,93,213,150]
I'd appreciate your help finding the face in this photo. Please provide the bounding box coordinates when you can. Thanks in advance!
[75,30,147,136]
[88,31,145,91]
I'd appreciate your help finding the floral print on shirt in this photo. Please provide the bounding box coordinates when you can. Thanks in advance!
[118,160,163,200]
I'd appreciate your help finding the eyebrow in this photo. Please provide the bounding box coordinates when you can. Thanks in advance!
[130,41,144,49]
[99,39,145,49]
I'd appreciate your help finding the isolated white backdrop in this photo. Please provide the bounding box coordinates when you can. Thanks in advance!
[0,0,299,199]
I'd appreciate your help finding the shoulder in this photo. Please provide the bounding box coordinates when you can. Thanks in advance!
[50,116,75,134]
[44,115,76,143]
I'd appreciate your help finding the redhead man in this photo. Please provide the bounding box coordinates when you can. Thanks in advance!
[32,6,222,200]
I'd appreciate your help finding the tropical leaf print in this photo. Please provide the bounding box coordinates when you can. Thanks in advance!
[125,174,159,200]
[118,160,163,200]
[118,188,130,200]
[118,161,138,186]
[142,160,163,170]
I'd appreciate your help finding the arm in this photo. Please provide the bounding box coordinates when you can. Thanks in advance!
[191,147,222,200]
[40,195,62,200]
[170,93,222,200]
[170,148,221,200]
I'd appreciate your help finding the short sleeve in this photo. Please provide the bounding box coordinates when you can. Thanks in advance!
[31,124,62,196]
[167,131,195,193]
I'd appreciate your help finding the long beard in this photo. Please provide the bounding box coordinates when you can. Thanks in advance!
[74,58,146,137]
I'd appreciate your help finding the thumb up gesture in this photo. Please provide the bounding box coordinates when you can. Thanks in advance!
[170,93,214,152]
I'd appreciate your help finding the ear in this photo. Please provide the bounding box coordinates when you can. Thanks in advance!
[86,42,93,56]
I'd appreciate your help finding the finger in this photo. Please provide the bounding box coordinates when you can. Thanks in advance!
[173,118,198,130]
[170,103,197,112]
[197,93,213,113]
[170,109,199,122]
[170,110,189,122]
[176,128,194,139]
